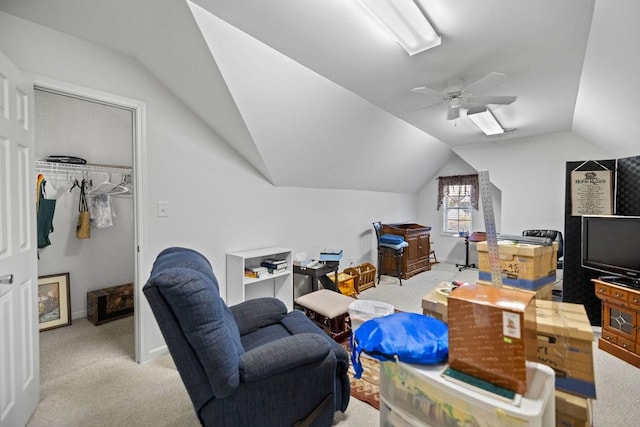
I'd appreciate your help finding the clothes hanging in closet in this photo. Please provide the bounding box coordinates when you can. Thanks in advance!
[36,174,57,248]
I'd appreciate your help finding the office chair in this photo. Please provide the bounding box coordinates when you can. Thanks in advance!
[522,229,564,269]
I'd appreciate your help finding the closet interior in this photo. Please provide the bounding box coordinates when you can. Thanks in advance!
[35,87,136,350]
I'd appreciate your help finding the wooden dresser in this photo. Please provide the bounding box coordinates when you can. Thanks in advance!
[381,223,431,280]
[593,278,640,368]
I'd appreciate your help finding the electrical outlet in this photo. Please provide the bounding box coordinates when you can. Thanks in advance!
[157,201,169,217]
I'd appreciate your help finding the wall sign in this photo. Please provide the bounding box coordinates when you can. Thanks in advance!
[571,169,613,216]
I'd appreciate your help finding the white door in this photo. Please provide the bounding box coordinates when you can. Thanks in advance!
[0,50,39,427]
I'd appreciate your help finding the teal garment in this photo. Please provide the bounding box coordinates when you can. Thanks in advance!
[37,180,56,248]
[350,312,449,379]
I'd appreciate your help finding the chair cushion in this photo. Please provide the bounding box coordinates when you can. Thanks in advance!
[295,289,353,319]
[379,234,405,245]
[380,241,409,250]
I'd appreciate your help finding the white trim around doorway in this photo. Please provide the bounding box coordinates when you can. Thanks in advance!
[28,74,148,363]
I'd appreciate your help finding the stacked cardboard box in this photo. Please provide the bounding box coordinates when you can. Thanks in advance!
[421,283,450,322]
[448,284,538,395]
[535,299,596,399]
[477,241,557,291]
[555,389,592,427]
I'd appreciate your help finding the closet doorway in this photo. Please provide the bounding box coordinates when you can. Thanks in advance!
[33,79,146,362]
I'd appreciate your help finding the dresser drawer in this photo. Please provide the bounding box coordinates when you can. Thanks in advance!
[618,336,635,352]
[406,259,429,273]
[601,331,618,345]
[610,287,629,303]
[595,283,609,298]
[630,293,640,311]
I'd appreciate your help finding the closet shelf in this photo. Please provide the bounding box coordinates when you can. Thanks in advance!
[35,160,132,175]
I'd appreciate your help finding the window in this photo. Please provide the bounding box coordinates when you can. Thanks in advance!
[437,174,479,234]
[442,184,473,234]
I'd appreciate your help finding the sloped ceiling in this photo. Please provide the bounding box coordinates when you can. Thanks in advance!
[572,0,640,158]
[187,2,450,192]
[1,0,637,192]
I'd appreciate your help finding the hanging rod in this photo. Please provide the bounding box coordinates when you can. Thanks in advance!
[35,160,132,175]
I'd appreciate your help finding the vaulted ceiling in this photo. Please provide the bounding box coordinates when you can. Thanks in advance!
[1,0,638,193]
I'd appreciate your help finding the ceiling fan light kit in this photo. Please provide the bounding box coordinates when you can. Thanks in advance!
[357,0,441,56]
[467,106,505,136]
[411,72,517,128]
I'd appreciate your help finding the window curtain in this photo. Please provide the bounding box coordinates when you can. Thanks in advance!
[437,174,479,210]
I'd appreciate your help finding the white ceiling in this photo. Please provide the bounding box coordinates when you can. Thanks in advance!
[1,0,638,193]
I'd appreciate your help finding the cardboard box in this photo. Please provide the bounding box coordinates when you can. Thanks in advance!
[87,283,134,325]
[447,284,537,395]
[477,279,555,300]
[478,270,557,291]
[477,241,557,284]
[555,390,592,427]
[421,283,451,322]
[536,300,596,398]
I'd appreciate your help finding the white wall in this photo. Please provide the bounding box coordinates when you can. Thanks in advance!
[416,154,502,266]
[416,131,612,267]
[454,131,611,235]
[0,12,416,361]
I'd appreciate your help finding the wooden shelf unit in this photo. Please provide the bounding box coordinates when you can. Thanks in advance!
[226,247,293,311]
[593,278,640,368]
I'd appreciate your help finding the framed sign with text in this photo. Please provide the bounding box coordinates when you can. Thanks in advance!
[571,169,613,216]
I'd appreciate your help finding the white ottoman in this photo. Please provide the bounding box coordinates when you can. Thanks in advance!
[295,289,354,342]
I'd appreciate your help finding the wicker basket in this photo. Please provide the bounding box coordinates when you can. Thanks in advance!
[344,262,377,293]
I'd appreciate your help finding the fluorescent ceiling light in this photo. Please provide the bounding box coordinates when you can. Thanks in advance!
[357,0,441,56]
[467,106,504,136]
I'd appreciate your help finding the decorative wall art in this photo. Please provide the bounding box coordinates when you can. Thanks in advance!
[570,161,613,216]
[38,273,71,331]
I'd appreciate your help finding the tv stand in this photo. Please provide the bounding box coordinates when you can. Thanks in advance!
[598,275,640,290]
[593,278,640,368]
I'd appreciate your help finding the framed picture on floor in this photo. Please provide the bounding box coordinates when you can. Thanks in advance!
[38,273,71,331]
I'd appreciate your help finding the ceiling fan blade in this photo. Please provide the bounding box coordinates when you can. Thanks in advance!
[411,85,444,98]
[466,95,517,106]
[409,99,445,112]
[462,72,509,95]
[447,106,460,120]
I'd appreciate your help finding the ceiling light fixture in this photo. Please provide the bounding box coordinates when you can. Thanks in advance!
[467,106,505,135]
[357,0,441,56]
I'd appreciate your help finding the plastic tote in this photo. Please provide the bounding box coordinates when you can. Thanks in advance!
[348,299,394,331]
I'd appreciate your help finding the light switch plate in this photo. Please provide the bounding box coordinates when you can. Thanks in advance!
[157,201,169,217]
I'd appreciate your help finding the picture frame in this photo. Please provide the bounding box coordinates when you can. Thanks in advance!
[38,273,71,331]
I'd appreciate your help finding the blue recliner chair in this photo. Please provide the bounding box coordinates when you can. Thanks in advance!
[143,247,350,427]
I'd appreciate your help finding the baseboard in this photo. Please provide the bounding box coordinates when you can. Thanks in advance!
[72,310,87,320]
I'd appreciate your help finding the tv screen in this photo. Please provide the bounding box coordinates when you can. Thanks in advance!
[581,215,640,284]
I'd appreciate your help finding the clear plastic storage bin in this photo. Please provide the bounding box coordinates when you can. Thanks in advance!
[380,361,555,427]
[348,299,394,331]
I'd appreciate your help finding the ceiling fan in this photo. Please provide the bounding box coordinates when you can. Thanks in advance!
[411,72,517,121]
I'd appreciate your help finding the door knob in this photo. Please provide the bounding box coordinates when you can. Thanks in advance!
[0,274,13,284]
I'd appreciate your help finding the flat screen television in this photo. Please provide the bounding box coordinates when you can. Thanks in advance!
[581,215,640,287]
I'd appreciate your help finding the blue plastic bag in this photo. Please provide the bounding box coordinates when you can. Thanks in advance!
[351,312,448,378]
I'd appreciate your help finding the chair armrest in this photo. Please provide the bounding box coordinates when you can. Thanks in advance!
[239,333,332,382]
[230,297,288,336]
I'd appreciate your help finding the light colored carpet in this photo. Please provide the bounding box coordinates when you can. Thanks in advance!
[28,263,640,426]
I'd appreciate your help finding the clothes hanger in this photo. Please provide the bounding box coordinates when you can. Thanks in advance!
[88,172,117,195]
[69,178,81,192]
[109,174,133,197]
